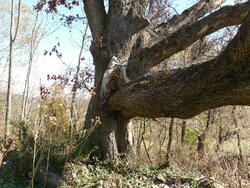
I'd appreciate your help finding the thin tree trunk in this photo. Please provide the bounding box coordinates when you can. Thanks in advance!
[69,24,89,140]
[216,126,223,152]
[232,107,244,164]
[216,124,237,153]
[21,13,40,120]
[142,135,152,163]
[197,110,212,159]
[181,120,187,144]
[166,118,174,167]
[197,133,205,158]
[21,56,32,120]
[159,119,168,154]
[136,119,143,158]
[5,0,21,140]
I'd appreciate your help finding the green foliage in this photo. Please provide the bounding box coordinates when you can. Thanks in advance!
[189,176,199,188]
[11,120,34,151]
[61,160,156,187]
[0,181,29,188]
[185,127,197,145]
[73,131,100,158]
[0,148,32,182]
[60,159,206,188]
[40,84,70,135]
[0,83,99,187]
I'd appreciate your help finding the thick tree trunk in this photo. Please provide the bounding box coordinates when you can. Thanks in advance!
[98,113,118,160]
[83,39,117,158]
[85,97,133,160]
[84,69,120,160]
[83,35,134,159]
[82,0,148,160]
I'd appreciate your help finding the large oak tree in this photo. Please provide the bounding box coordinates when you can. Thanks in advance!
[38,0,250,160]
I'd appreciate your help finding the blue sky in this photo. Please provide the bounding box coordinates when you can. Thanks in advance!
[13,0,92,94]
[20,0,190,77]
[22,0,91,64]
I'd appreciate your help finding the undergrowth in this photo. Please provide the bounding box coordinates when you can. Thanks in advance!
[60,158,202,188]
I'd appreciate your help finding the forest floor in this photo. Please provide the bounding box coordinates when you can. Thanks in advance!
[59,158,226,188]
[1,153,244,188]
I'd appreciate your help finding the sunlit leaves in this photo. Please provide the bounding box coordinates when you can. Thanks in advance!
[40,84,69,133]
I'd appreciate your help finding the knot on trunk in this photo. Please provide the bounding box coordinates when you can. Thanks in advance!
[101,57,130,102]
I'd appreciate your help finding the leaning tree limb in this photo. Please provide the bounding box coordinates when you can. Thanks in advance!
[145,0,226,48]
[127,2,250,80]
[108,12,250,119]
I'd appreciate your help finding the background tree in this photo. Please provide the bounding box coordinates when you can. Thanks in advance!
[4,0,22,140]
[20,9,60,121]
[69,23,90,140]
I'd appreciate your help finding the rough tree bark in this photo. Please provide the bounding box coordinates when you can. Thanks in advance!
[83,0,150,159]
[81,0,250,160]
[108,8,250,119]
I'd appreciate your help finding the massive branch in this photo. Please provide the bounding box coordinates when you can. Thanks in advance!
[107,0,149,55]
[127,2,250,79]
[84,0,106,39]
[149,0,225,44]
[108,12,250,119]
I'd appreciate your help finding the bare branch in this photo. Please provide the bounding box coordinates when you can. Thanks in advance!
[127,2,250,80]
[132,0,225,53]
[155,0,225,37]
[108,12,250,119]
[13,0,22,42]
